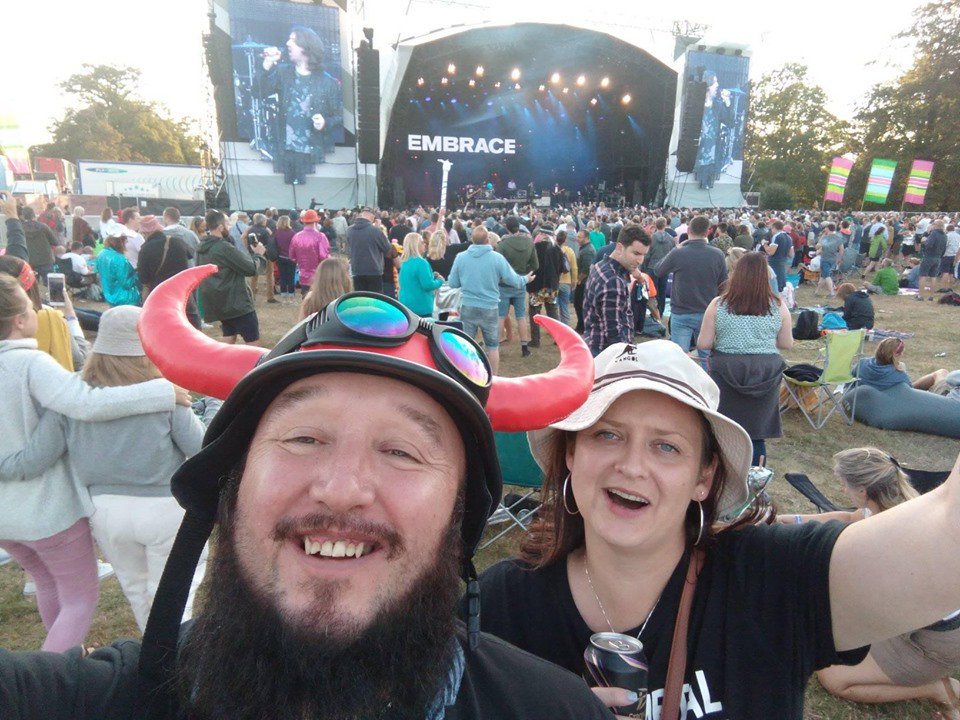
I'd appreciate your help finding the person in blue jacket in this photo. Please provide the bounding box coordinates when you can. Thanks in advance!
[398,232,443,317]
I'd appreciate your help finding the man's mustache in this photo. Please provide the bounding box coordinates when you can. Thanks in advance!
[272,512,405,559]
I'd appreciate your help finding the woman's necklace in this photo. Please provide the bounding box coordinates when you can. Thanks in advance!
[583,556,661,640]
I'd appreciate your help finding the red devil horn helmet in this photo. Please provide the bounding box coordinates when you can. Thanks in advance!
[139,266,594,430]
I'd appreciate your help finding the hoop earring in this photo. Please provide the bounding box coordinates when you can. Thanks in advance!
[693,500,705,546]
[562,473,579,515]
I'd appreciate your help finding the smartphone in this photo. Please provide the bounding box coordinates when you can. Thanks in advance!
[47,273,66,306]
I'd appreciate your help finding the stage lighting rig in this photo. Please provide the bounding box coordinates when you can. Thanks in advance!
[511,68,521,80]
[469,79,476,87]
[447,63,456,74]
[494,81,501,88]
[576,74,586,86]
[562,87,569,94]
[441,77,449,84]
[600,76,610,88]
[538,84,546,91]
[417,77,425,86]
[476,65,484,76]
[514,83,521,90]
[590,98,597,105]
[621,93,631,104]
[550,72,561,84]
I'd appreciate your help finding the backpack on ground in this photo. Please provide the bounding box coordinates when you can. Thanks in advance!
[792,309,821,340]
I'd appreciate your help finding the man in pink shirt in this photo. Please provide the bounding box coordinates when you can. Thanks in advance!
[289,209,330,294]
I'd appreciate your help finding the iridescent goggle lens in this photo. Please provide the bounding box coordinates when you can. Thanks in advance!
[438,329,490,387]
[335,296,409,337]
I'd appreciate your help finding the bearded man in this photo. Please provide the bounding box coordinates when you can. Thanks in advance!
[0,267,608,720]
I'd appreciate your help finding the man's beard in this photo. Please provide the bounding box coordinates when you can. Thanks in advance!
[176,505,463,720]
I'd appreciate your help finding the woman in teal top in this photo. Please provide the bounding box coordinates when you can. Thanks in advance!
[96,235,141,307]
[398,232,443,317]
[697,252,794,465]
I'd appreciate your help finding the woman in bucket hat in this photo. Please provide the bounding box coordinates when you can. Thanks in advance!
[475,339,960,720]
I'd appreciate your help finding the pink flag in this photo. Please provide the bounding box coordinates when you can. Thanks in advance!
[903,160,934,205]
[824,157,854,203]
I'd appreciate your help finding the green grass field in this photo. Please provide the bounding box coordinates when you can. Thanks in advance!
[1,277,957,718]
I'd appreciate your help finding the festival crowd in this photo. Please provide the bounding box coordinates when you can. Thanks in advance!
[1,192,959,720]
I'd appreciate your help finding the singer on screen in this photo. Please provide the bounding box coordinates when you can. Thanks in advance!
[261,26,342,185]
[695,70,735,190]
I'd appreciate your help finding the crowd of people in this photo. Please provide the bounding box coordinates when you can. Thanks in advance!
[1,193,959,720]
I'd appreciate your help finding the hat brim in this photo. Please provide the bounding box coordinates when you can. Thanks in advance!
[171,349,500,556]
[527,376,751,517]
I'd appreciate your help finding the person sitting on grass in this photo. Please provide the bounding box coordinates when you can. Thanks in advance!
[856,338,952,394]
[781,448,960,720]
[836,282,874,331]
[866,259,900,295]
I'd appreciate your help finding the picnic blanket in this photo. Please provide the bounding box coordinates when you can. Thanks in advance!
[869,328,916,341]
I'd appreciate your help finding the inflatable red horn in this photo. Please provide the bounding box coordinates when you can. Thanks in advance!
[138,265,267,399]
[486,315,594,432]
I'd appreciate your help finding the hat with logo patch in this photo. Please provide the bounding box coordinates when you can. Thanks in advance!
[527,340,752,518]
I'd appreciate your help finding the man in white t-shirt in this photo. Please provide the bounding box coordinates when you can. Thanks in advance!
[58,241,91,277]
[120,207,145,269]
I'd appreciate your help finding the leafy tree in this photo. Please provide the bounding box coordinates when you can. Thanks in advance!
[852,0,960,209]
[758,181,794,211]
[30,64,202,166]
[744,63,850,207]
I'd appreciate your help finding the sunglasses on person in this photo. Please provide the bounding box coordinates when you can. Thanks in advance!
[271,293,492,401]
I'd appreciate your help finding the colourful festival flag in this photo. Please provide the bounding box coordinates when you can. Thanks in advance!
[824,156,854,203]
[863,159,897,204]
[903,160,934,205]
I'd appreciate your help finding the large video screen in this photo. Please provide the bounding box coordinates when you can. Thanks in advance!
[228,0,347,185]
[683,50,750,189]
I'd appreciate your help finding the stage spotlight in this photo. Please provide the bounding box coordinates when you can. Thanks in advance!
[590,97,597,105]
[476,65,484,76]
[494,81,501,88]
[514,82,521,90]
[550,72,561,84]
[621,93,631,104]
[600,76,610,88]
[562,87,569,94]
[441,77,448,85]
[576,74,586,86]
[538,84,546,91]
[451,97,458,104]
[425,96,431,102]
[511,68,521,80]
[447,63,456,74]
[468,78,475,87]
[417,77,425,86]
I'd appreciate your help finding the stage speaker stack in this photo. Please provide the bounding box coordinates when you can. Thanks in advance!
[356,45,381,165]
[675,80,707,173]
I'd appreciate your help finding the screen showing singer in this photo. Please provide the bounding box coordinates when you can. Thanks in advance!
[229,0,346,186]
[260,28,342,184]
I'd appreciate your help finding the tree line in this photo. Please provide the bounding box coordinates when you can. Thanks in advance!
[744,0,959,210]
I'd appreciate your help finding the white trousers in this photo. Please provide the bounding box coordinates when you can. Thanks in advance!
[90,494,208,633]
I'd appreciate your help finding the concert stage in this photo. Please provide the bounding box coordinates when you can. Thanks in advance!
[378,23,677,208]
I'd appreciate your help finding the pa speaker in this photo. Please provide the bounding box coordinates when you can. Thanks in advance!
[356,47,380,165]
[676,80,707,173]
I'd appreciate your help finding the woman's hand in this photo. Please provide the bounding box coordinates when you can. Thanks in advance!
[591,686,638,720]
[173,385,193,408]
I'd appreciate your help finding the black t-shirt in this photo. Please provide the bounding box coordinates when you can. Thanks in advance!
[475,522,868,720]
[0,623,611,720]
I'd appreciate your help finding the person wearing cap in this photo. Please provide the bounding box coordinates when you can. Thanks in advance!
[0,267,608,720]
[473,339,960,719]
[288,209,330,297]
[346,206,394,293]
[0,275,190,654]
[196,209,266,346]
[0,306,217,633]
[137,216,199,327]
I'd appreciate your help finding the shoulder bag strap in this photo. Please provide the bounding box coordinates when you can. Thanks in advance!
[661,547,705,720]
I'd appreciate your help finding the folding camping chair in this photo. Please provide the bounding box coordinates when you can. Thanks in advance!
[780,329,865,429]
[479,432,543,550]
[784,473,855,513]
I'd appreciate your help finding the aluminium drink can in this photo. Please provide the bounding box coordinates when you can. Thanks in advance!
[583,632,648,718]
